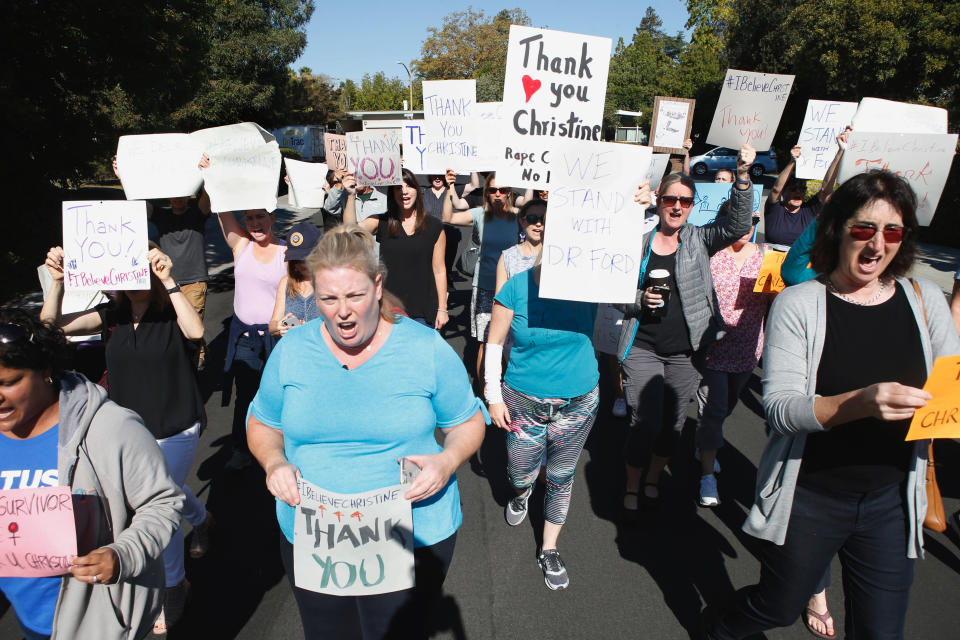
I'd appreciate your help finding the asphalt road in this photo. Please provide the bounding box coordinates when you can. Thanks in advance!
[3,190,960,640]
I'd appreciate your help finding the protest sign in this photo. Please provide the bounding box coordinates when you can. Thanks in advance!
[293,478,414,596]
[753,251,787,293]
[685,183,763,226]
[62,201,149,291]
[190,122,281,212]
[706,70,794,151]
[794,100,858,180]
[415,80,481,174]
[592,304,624,355]
[284,159,329,209]
[539,141,651,303]
[852,98,948,135]
[324,133,348,172]
[646,153,672,191]
[0,486,77,578]
[497,25,612,189]
[116,134,203,200]
[346,131,402,187]
[650,97,695,153]
[906,356,960,440]
[838,132,958,225]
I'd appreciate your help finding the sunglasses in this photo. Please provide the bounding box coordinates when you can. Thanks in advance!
[524,214,545,224]
[0,323,32,345]
[847,223,906,243]
[660,195,695,208]
[488,187,511,195]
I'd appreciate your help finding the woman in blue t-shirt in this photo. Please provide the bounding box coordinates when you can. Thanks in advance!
[247,225,485,640]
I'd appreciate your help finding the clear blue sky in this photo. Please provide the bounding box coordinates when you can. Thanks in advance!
[295,1,690,84]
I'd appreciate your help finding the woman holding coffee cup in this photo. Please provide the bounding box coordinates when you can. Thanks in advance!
[615,144,756,520]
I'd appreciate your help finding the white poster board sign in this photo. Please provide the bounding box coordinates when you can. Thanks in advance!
[116,134,203,200]
[540,142,652,303]
[646,152,672,191]
[686,183,763,226]
[592,304,624,355]
[293,478,414,596]
[416,80,482,174]
[839,132,958,226]
[706,70,795,151]
[794,100,858,180]
[497,25,612,189]
[650,97,694,153]
[346,131,402,187]
[190,123,281,212]
[62,201,149,290]
[284,159,329,209]
[852,98,948,135]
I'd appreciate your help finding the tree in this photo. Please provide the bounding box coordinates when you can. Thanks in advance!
[349,73,411,112]
[279,68,342,126]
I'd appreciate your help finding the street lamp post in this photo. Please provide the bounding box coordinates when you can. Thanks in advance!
[397,61,413,118]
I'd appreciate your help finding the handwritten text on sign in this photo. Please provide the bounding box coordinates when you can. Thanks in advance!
[190,122,281,213]
[498,25,612,189]
[346,131,402,187]
[415,80,481,174]
[839,132,958,226]
[62,200,149,291]
[116,134,203,200]
[753,251,787,293]
[651,97,694,153]
[906,356,960,440]
[685,183,762,227]
[706,70,795,152]
[324,133,348,172]
[294,478,414,596]
[794,100,858,181]
[540,141,651,303]
[0,487,77,578]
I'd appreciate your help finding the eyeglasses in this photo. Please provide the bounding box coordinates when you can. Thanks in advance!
[488,187,511,195]
[0,323,32,345]
[847,223,906,243]
[524,214,545,224]
[660,195,695,208]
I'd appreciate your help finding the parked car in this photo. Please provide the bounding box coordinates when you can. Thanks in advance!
[689,146,777,178]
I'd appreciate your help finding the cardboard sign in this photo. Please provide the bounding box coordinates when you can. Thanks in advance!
[497,25,612,189]
[852,98,948,135]
[0,486,78,578]
[62,200,150,290]
[539,141,651,303]
[116,134,203,200]
[346,131,402,187]
[838,132,958,225]
[650,97,695,153]
[592,303,624,355]
[906,356,960,440]
[706,70,795,151]
[324,133,348,172]
[190,122,281,212]
[752,250,787,293]
[284,159,329,209]
[685,183,762,227]
[293,478,414,596]
[794,100,858,180]
[646,153,672,190]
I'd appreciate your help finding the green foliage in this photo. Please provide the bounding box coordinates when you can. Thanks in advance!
[280,68,342,126]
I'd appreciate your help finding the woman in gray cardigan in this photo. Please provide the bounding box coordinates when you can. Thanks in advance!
[617,145,755,518]
[706,171,960,639]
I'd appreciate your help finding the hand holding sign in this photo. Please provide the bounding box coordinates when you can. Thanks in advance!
[634,180,652,207]
[70,547,118,585]
[148,248,175,288]
[400,452,457,503]
[857,382,931,422]
[738,143,757,171]
[906,356,960,440]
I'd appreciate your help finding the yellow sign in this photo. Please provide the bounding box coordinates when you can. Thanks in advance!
[753,251,787,293]
[905,356,960,440]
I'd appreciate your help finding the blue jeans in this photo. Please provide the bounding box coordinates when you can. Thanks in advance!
[710,482,914,639]
[232,333,265,451]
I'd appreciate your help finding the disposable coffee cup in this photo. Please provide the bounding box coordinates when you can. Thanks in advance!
[646,269,671,317]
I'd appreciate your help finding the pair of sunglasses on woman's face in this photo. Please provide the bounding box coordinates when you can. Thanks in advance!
[847,223,906,243]
[488,187,511,195]
[660,195,695,208]
[524,214,545,225]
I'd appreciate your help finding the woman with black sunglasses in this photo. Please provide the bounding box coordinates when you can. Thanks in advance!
[616,144,756,520]
[705,170,960,639]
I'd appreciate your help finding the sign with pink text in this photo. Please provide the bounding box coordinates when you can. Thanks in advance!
[498,25,612,190]
[62,200,150,291]
[346,131,402,187]
[706,70,795,152]
[0,486,78,577]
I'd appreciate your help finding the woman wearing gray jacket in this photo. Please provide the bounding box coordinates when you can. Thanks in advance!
[706,171,960,639]
[617,145,755,519]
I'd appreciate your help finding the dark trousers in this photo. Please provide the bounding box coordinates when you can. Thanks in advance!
[280,533,456,640]
[231,333,265,452]
[710,482,915,640]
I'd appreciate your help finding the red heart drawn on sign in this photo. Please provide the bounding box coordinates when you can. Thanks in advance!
[521,75,541,103]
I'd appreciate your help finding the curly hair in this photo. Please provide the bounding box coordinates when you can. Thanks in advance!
[0,308,72,382]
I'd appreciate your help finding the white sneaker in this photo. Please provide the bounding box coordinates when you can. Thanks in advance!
[612,398,627,418]
[699,474,720,507]
[505,486,533,526]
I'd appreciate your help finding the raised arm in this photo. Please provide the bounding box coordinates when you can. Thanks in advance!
[340,174,380,234]
[681,138,693,174]
[770,145,800,203]
[700,144,755,254]
[442,170,475,226]
[460,171,481,199]
[818,125,851,204]
[39,247,104,335]
[197,185,211,216]
[432,231,448,330]
[149,248,204,340]
[514,188,533,210]
[216,212,249,255]
[444,169,471,211]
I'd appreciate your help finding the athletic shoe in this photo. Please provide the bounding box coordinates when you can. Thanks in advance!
[699,474,720,507]
[612,397,627,418]
[505,486,533,526]
[537,548,569,590]
[695,450,722,474]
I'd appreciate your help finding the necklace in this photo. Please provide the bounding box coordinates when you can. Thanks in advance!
[826,278,888,306]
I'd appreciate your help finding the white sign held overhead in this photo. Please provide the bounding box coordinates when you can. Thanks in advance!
[116,134,203,200]
[190,123,281,212]
[706,70,795,152]
[412,80,482,174]
[284,159,329,209]
[497,25,612,189]
[62,200,150,291]
[645,153,672,191]
[794,100,858,180]
[852,98,948,134]
[540,141,652,303]
[346,131,402,187]
[650,97,695,153]
[838,132,958,226]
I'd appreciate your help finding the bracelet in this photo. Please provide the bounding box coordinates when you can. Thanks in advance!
[735,177,751,186]
[166,284,181,294]
[438,308,448,313]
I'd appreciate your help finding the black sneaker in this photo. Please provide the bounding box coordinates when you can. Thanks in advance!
[537,548,569,590]
[505,486,532,526]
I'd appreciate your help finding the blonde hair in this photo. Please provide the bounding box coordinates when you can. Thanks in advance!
[305,224,402,323]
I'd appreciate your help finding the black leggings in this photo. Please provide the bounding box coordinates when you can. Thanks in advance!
[280,533,457,640]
